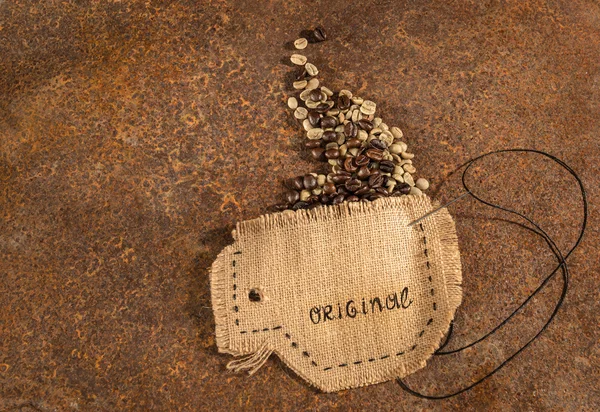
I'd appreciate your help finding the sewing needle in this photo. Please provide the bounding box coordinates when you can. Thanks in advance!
[407,191,471,227]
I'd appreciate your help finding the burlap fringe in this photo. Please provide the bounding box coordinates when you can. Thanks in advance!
[226,341,273,375]
[435,204,463,317]
[210,245,233,354]
[234,195,432,240]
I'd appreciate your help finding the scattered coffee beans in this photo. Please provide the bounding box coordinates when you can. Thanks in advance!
[276,27,429,211]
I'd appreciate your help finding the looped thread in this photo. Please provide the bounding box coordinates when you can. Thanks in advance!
[397,148,588,399]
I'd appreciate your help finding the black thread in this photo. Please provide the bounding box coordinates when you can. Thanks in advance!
[291,342,298,348]
[427,318,434,325]
[233,251,242,255]
[272,326,282,330]
[418,330,425,337]
[354,360,363,364]
[398,149,587,400]
[311,361,318,366]
[233,294,236,300]
[339,363,348,367]
[380,355,390,360]
[285,333,290,339]
[303,351,310,357]
[324,367,332,371]
[433,302,437,311]
[396,352,404,356]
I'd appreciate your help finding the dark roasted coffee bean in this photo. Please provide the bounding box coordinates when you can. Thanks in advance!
[303,174,318,190]
[309,89,322,102]
[307,202,321,209]
[381,175,389,187]
[345,178,362,192]
[319,194,330,204]
[337,94,351,110]
[325,148,340,159]
[313,26,327,42]
[337,186,350,195]
[398,182,411,195]
[357,119,374,132]
[379,160,395,173]
[365,148,384,161]
[355,154,369,166]
[323,182,336,195]
[315,103,329,113]
[357,165,371,180]
[308,110,321,127]
[310,147,325,161]
[308,194,320,204]
[285,190,300,204]
[368,174,385,188]
[343,157,358,172]
[344,122,358,138]
[375,187,389,195]
[355,186,371,196]
[332,194,345,205]
[346,195,359,202]
[292,201,310,210]
[292,176,304,190]
[296,68,308,80]
[272,203,290,212]
[322,130,337,142]
[305,139,322,149]
[320,116,338,129]
[332,174,351,185]
[346,138,362,149]
[369,139,387,150]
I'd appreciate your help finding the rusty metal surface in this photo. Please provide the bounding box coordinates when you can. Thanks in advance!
[1,0,598,410]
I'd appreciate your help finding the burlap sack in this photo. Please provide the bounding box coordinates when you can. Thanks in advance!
[210,194,461,392]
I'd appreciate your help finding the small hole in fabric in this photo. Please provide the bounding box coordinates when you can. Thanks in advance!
[248,288,262,302]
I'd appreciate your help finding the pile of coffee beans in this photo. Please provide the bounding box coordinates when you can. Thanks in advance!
[274,26,429,212]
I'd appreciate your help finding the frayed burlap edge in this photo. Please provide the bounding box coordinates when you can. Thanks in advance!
[210,244,237,355]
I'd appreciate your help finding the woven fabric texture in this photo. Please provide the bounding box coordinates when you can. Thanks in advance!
[211,195,462,392]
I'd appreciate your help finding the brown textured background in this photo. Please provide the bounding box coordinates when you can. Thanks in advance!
[1,0,598,410]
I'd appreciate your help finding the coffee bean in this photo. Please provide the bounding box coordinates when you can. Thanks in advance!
[309,89,322,102]
[391,127,403,139]
[343,157,358,172]
[323,182,336,195]
[369,139,387,150]
[357,165,371,180]
[355,186,371,196]
[310,147,326,161]
[332,194,345,205]
[379,160,395,173]
[368,174,385,188]
[415,178,429,190]
[313,26,327,42]
[315,103,330,113]
[295,67,308,80]
[345,178,362,192]
[291,54,308,65]
[303,175,318,190]
[294,37,308,49]
[292,176,304,190]
[294,107,308,120]
[325,148,340,159]
[337,94,351,110]
[375,187,389,195]
[365,148,384,161]
[305,140,322,149]
[332,173,351,184]
[319,194,331,204]
[320,116,338,129]
[369,193,385,201]
[397,183,411,194]
[292,201,310,210]
[346,138,361,149]
[355,154,370,167]
[307,111,321,127]
[322,130,337,142]
[357,119,374,132]
[344,122,358,138]
[346,195,359,202]
[305,63,319,77]
[306,128,323,140]
[360,100,376,115]
[286,190,300,204]
[305,77,320,90]
[307,194,320,204]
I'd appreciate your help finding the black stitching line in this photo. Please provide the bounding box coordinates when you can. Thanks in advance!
[321,222,437,371]
[232,252,241,325]
[280,329,319,367]
[238,326,283,334]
